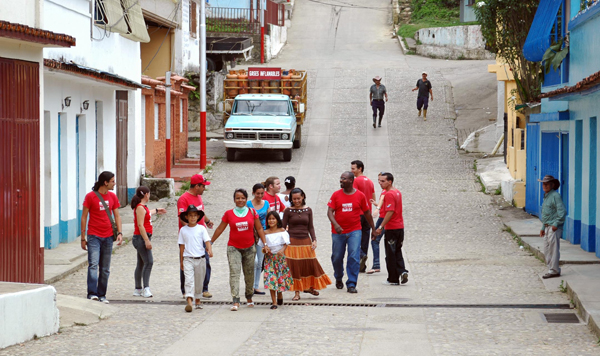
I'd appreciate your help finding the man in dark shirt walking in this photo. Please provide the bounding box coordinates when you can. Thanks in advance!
[370,76,388,128]
[411,72,433,120]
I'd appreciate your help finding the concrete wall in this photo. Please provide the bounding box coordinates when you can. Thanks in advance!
[175,0,200,74]
[569,7,600,86]
[0,0,43,27]
[265,24,287,61]
[0,284,59,349]
[416,25,494,60]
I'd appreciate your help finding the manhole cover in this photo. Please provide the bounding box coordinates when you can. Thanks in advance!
[543,313,580,323]
[368,298,411,303]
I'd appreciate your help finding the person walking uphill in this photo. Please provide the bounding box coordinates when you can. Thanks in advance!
[350,160,376,273]
[327,172,375,293]
[80,171,123,303]
[538,175,566,279]
[177,174,214,299]
[373,173,408,285]
[370,76,388,128]
[411,71,433,120]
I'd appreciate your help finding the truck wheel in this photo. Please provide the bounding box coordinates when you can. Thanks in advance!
[227,149,236,162]
[293,125,302,149]
[282,149,292,162]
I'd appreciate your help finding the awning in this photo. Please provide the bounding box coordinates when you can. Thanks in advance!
[44,59,150,90]
[121,0,150,43]
[95,0,129,35]
[523,0,563,62]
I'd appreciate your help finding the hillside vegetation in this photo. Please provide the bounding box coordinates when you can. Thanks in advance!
[397,0,475,39]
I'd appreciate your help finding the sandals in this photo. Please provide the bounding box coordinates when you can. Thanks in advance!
[230,305,239,311]
[247,302,255,308]
[292,295,301,301]
[195,304,203,309]
[304,288,319,296]
[366,269,380,274]
[270,305,278,310]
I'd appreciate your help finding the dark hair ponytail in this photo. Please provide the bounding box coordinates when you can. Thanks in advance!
[130,186,150,209]
[289,188,306,206]
[92,171,115,191]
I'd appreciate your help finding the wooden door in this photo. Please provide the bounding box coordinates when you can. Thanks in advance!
[116,91,128,206]
[0,57,42,283]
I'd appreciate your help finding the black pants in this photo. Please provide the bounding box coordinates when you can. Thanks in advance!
[384,229,408,283]
[360,215,371,258]
[372,100,385,122]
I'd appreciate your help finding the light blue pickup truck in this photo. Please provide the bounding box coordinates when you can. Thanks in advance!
[223,94,305,162]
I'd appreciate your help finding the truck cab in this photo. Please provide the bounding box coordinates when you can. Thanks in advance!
[224,94,301,162]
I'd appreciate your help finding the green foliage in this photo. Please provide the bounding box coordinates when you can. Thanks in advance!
[397,20,474,39]
[559,280,567,293]
[410,0,460,21]
[177,181,191,196]
[474,0,542,103]
[542,39,569,75]
[494,186,502,195]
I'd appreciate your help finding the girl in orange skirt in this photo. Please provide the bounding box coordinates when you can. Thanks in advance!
[282,188,332,301]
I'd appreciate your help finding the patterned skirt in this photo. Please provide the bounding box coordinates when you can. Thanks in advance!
[263,253,294,292]
[285,237,332,291]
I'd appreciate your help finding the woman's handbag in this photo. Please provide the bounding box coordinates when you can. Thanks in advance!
[93,191,119,241]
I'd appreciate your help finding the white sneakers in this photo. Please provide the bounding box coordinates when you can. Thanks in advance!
[142,287,153,298]
[133,287,153,298]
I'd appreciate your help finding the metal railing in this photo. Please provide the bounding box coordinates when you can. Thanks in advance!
[206,7,261,35]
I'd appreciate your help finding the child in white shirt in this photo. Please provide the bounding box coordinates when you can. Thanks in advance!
[179,205,213,312]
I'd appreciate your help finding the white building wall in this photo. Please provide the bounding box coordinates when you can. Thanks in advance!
[0,0,43,28]
[175,0,200,74]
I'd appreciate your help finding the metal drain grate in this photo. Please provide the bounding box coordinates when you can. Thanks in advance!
[543,313,580,323]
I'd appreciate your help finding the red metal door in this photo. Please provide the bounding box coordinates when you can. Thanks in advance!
[0,57,42,283]
[116,91,128,206]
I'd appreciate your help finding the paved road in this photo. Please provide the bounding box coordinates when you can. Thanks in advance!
[4,1,598,355]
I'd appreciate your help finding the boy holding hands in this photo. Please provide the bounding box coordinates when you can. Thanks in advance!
[179,205,214,312]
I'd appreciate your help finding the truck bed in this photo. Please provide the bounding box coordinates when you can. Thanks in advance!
[206,37,252,52]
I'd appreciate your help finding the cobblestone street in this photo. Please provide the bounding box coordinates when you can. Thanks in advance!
[3,0,599,355]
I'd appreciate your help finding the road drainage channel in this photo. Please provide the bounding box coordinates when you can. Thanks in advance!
[109,300,573,309]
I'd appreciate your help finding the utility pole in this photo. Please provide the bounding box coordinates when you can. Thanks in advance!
[260,0,265,64]
[165,71,171,178]
[200,0,207,169]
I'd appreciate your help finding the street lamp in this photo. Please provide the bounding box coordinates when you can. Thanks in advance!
[64,96,71,107]
[83,100,89,110]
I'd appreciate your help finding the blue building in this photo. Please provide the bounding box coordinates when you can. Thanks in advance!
[523,0,600,257]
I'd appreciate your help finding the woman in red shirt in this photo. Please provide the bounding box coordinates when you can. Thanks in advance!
[211,188,270,311]
[131,186,166,298]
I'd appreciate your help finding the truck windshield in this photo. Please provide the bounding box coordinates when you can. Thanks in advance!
[234,100,289,116]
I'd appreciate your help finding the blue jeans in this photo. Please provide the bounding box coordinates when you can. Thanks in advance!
[331,230,361,288]
[254,242,265,290]
[180,241,211,294]
[371,217,385,269]
[87,235,113,299]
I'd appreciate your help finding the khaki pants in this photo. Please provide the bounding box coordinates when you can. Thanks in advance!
[183,256,206,300]
[544,226,561,275]
[227,245,256,304]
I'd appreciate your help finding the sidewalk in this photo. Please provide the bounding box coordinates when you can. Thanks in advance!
[501,215,600,338]
[44,200,170,284]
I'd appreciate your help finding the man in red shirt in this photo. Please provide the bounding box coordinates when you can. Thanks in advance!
[351,160,376,273]
[80,171,123,303]
[263,176,285,214]
[327,171,375,293]
[373,173,408,285]
[177,174,214,298]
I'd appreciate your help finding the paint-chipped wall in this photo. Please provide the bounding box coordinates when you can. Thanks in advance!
[416,25,495,60]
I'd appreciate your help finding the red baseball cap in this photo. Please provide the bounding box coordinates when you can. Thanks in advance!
[191,174,211,185]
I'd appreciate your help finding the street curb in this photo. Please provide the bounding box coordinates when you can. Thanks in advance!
[442,81,457,120]
[517,235,546,263]
[394,26,408,54]
[567,282,600,339]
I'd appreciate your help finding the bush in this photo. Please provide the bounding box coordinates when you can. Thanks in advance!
[411,0,460,21]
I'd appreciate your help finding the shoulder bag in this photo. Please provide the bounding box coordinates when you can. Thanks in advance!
[94,191,119,241]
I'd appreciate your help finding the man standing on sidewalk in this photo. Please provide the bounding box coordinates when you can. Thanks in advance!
[538,175,566,279]
[350,160,376,273]
[373,173,408,285]
[411,72,433,120]
[327,172,375,293]
[178,174,215,298]
[369,76,388,128]
[81,171,123,303]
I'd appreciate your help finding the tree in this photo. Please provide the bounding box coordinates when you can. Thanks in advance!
[474,0,542,103]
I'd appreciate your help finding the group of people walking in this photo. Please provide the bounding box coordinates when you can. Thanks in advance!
[80,161,408,311]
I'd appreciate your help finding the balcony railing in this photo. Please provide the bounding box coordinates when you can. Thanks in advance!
[207,7,261,35]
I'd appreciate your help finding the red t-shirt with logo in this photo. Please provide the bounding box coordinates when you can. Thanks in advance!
[383,188,404,230]
[327,189,368,234]
[263,192,284,213]
[83,191,120,238]
[134,205,153,235]
[378,190,388,218]
[353,176,375,211]
[222,208,259,249]
[177,192,206,230]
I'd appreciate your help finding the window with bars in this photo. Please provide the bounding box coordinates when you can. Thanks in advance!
[189,1,197,38]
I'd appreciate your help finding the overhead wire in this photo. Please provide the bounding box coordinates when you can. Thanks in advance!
[142,0,182,74]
